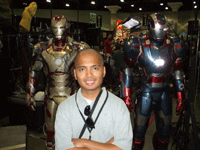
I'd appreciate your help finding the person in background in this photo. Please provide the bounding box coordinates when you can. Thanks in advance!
[99,40,105,59]
[111,39,116,52]
[110,41,125,91]
[104,33,113,57]
[114,38,121,52]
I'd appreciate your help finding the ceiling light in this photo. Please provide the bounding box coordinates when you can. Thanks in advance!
[139,8,142,11]
[194,5,197,8]
[91,1,95,5]
[160,3,164,6]
[66,3,70,7]
[131,4,134,7]
[193,1,196,4]
[165,7,168,10]
[46,0,51,3]
[120,0,124,2]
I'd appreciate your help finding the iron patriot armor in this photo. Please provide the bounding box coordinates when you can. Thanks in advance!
[122,13,187,150]
[26,15,89,149]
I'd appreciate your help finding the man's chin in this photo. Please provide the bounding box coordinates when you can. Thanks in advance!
[82,86,101,91]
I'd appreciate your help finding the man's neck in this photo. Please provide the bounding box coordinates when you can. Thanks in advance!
[81,88,102,101]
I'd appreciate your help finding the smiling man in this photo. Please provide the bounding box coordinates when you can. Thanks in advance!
[55,49,133,150]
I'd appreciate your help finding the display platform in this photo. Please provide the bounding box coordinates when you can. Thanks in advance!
[0,125,26,150]
[7,92,45,132]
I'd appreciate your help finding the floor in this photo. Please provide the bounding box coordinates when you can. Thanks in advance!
[1,84,200,150]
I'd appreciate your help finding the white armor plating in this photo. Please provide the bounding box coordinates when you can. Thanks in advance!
[148,13,168,40]
[41,43,77,101]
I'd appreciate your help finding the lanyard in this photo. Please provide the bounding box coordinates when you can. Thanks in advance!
[75,89,108,140]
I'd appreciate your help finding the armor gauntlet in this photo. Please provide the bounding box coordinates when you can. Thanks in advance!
[26,70,38,111]
[174,60,185,115]
[173,37,187,115]
[120,68,134,112]
[26,51,43,111]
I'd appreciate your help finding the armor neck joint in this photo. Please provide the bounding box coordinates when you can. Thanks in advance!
[54,38,67,47]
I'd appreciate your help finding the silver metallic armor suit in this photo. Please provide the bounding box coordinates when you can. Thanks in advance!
[26,15,90,149]
[122,13,187,150]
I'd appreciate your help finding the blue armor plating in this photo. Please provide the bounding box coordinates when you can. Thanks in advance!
[123,31,187,150]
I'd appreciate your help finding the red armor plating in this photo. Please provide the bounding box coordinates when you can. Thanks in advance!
[148,76,165,83]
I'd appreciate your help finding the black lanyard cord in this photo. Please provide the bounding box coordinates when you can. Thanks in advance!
[75,89,102,139]
[75,89,108,139]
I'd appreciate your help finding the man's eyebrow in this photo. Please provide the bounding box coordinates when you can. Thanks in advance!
[76,66,85,69]
[76,65,102,68]
[92,64,103,67]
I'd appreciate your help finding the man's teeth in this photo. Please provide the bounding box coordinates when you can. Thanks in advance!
[86,81,94,84]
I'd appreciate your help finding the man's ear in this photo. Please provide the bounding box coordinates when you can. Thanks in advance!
[103,66,106,77]
[74,68,77,80]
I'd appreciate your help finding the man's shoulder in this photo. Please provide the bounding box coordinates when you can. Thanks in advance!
[107,91,127,109]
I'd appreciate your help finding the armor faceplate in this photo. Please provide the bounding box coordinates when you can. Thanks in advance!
[51,15,68,39]
[148,13,168,40]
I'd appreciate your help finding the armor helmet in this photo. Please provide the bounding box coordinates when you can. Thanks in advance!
[51,15,68,39]
[148,13,168,40]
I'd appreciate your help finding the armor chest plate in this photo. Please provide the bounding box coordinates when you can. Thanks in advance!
[41,44,78,98]
[140,40,175,74]
[41,44,77,75]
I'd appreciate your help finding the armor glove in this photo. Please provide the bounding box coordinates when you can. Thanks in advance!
[176,99,183,115]
[122,96,134,112]
[26,94,36,111]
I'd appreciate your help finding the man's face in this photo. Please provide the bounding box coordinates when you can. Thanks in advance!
[108,34,112,39]
[74,52,106,92]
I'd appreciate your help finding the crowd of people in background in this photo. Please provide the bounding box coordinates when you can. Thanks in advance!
[99,33,126,92]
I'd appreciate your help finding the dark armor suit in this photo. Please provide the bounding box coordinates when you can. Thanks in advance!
[26,15,90,150]
[122,13,187,150]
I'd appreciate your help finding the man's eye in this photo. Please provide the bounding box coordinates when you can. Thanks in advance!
[93,67,99,70]
[79,68,84,71]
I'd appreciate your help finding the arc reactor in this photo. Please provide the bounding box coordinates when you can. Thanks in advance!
[154,58,165,67]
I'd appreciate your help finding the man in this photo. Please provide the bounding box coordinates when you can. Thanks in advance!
[104,33,113,57]
[114,38,121,52]
[55,49,133,150]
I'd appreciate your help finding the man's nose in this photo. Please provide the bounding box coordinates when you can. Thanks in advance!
[86,69,92,77]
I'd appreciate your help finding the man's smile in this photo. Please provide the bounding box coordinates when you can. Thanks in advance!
[85,80,95,86]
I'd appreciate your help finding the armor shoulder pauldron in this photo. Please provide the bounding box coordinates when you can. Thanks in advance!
[124,37,141,60]
[172,37,187,59]
[33,41,47,57]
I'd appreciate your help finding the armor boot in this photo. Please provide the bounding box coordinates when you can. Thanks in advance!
[153,132,169,150]
[133,138,144,150]
[46,130,55,150]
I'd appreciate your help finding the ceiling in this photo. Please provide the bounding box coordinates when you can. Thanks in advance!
[12,0,199,12]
